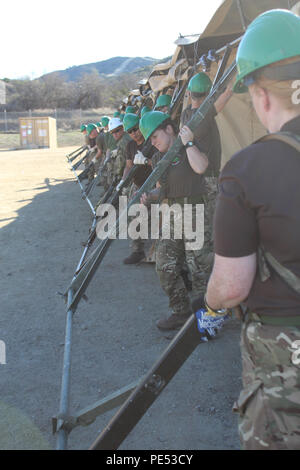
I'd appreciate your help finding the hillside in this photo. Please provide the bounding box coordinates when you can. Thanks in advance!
[42,56,159,82]
[2,55,172,111]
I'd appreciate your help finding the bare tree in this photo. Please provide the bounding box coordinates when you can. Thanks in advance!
[76,71,103,109]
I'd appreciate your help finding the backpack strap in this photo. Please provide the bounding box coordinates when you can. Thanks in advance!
[258,246,300,295]
[256,131,300,294]
[255,131,300,153]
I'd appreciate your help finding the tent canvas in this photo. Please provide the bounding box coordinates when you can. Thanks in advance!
[201,0,298,38]
[155,0,299,168]
[205,0,299,167]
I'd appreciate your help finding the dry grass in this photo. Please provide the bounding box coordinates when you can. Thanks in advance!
[0,133,20,150]
[0,107,115,149]
[0,108,115,132]
[0,130,84,150]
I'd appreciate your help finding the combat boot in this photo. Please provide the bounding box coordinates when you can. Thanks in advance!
[156,313,190,331]
[123,251,145,265]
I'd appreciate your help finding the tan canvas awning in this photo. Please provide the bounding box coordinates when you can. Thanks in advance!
[201,0,298,38]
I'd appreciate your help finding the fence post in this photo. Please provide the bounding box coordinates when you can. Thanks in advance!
[4,109,8,132]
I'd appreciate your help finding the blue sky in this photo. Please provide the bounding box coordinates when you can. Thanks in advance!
[2,0,223,79]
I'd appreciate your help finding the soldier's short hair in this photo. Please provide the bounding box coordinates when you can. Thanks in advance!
[156,117,178,136]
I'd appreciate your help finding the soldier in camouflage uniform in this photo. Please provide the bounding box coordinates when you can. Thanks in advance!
[139,111,211,331]
[95,116,117,190]
[181,72,233,253]
[201,9,300,450]
[85,123,100,182]
[154,94,172,113]
[121,113,156,264]
[107,117,132,187]
[80,124,88,143]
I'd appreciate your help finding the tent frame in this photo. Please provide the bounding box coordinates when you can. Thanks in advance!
[53,43,238,449]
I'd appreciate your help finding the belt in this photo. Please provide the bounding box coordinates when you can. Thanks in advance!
[248,312,300,326]
[165,195,205,206]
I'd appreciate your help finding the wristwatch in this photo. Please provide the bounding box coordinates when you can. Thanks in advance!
[204,295,228,315]
[184,141,194,149]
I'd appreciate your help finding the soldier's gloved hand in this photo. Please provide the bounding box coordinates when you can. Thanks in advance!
[133,151,148,165]
[192,294,230,342]
[122,186,129,196]
[116,180,124,192]
[111,149,118,158]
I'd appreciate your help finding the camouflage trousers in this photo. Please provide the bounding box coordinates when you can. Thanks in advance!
[84,148,97,182]
[106,158,116,187]
[99,151,112,190]
[106,153,125,187]
[94,158,101,174]
[233,319,300,450]
[203,176,218,249]
[155,192,215,317]
[127,183,152,253]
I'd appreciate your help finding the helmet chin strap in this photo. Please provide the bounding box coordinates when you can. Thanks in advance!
[243,60,300,88]
[261,60,300,81]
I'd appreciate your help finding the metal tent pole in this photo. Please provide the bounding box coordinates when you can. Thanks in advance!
[56,289,74,450]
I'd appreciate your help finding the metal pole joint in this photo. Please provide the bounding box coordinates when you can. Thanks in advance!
[52,414,77,435]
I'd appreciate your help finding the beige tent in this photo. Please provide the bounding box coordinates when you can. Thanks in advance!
[146,0,299,168]
[212,0,299,166]
[201,0,298,38]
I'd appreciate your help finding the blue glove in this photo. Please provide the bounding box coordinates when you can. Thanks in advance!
[192,294,230,341]
[195,308,230,341]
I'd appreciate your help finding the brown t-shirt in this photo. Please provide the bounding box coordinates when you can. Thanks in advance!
[214,115,300,317]
[181,105,221,177]
[152,144,207,199]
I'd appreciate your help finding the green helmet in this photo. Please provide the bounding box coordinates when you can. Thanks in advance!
[139,111,170,141]
[154,94,172,109]
[125,105,136,114]
[96,122,102,128]
[119,113,125,121]
[123,113,140,132]
[114,111,121,117]
[80,124,87,132]
[141,106,151,117]
[86,123,97,136]
[101,116,110,127]
[234,9,300,93]
[187,73,212,94]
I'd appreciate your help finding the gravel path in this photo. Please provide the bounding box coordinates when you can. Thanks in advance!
[0,146,242,450]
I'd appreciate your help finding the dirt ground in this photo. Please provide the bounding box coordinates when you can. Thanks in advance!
[0,145,243,451]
